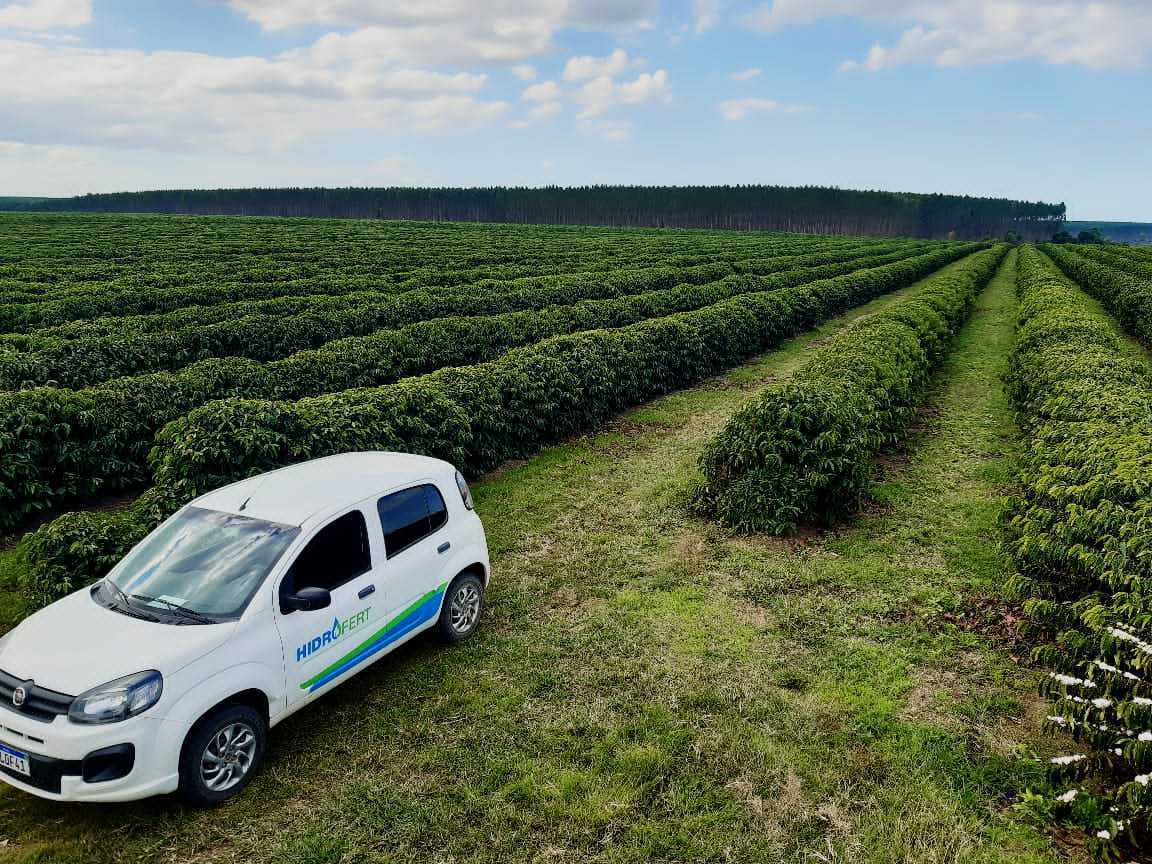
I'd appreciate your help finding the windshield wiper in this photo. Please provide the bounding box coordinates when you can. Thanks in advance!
[129,594,217,625]
[99,580,162,622]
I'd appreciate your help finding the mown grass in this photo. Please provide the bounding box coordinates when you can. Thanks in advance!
[0,252,1071,863]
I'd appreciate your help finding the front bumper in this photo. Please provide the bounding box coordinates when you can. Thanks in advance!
[0,703,179,802]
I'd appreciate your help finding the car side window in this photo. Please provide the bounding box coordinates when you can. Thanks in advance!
[426,485,447,532]
[285,510,371,595]
[378,484,448,558]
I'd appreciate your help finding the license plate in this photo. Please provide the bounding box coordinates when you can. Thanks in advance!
[0,742,30,776]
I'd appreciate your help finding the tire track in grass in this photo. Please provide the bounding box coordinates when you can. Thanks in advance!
[0,253,1064,864]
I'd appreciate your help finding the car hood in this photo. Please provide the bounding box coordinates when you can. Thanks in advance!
[0,587,238,695]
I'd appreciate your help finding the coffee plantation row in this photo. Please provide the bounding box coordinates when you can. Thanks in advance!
[10,213,1152,859]
[0,214,898,328]
[0,213,967,530]
[5,224,989,598]
[0,242,928,390]
[693,245,1008,533]
[1,242,978,527]
[1003,246,1152,860]
[1044,243,1152,343]
[688,240,1152,860]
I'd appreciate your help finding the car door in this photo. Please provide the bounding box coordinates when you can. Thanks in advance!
[274,505,383,712]
[375,483,452,637]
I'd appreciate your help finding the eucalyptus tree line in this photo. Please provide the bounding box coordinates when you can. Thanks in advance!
[13,185,1064,240]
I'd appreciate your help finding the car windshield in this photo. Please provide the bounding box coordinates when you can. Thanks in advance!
[103,506,299,622]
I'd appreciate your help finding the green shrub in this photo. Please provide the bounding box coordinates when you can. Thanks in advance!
[1044,243,1152,344]
[0,241,922,389]
[691,245,1007,534]
[0,243,973,530]
[1,223,863,331]
[18,243,980,604]
[1004,245,1152,860]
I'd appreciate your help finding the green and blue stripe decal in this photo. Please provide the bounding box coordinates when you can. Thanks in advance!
[300,583,447,693]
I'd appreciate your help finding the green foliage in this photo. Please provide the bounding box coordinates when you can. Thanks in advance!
[18,510,150,609]
[0,247,860,382]
[1004,245,1152,860]
[1044,243,1152,341]
[18,243,981,605]
[0,241,956,529]
[692,245,1008,534]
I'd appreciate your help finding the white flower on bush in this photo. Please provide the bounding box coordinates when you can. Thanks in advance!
[1051,673,1096,688]
[1057,788,1079,803]
[1097,829,1112,840]
[1092,698,1114,708]
[1135,774,1150,786]
[1093,659,1141,681]
[1109,627,1152,655]
[1051,754,1087,765]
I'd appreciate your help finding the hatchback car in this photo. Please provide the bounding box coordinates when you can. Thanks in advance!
[0,452,490,804]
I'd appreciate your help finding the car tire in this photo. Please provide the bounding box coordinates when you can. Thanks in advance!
[438,572,485,643]
[178,703,267,806]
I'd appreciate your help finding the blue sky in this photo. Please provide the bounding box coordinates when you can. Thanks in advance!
[0,0,1149,220]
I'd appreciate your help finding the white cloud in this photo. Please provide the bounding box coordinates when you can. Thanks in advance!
[228,1,658,66]
[730,66,761,81]
[0,0,685,193]
[617,70,668,103]
[579,119,633,142]
[599,121,632,142]
[522,80,560,101]
[693,0,720,33]
[0,0,90,29]
[529,100,562,120]
[510,100,562,128]
[744,0,1152,70]
[719,96,783,120]
[306,23,555,67]
[574,69,669,118]
[230,0,658,31]
[0,38,509,154]
[563,48,632,81]
[0,140,436,196]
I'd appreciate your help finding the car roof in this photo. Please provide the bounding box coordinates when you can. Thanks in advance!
[190,451,455,527]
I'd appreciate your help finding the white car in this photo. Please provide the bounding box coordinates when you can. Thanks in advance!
[0,452,490,805]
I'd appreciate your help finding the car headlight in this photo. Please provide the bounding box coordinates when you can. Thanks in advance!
[68,670,163,724]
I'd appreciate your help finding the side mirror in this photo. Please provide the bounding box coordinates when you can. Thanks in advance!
[281,587,332,614]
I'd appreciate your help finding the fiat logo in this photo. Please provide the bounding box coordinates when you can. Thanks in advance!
[12,686,26,708]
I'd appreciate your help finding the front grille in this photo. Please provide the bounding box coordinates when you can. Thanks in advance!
[0,669,74,723]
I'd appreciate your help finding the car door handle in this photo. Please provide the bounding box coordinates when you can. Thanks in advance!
[437,542,451,554]
[358,584,375,599]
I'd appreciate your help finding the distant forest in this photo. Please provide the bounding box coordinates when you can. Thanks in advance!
[6,185,1065,240]
[1066,221,1152,246]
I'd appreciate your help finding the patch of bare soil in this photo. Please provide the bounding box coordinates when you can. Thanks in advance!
[933,594,1029,658]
